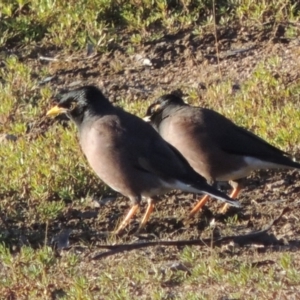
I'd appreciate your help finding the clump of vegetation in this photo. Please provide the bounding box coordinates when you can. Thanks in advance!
[0,0,299,49]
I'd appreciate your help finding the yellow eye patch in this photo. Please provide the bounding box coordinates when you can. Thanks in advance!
[69,101,78,111]
[152,103,161,112]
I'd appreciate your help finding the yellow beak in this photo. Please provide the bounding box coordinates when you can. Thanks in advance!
[46,105,67,117]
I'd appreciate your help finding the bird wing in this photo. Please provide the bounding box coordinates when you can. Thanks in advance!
[133,126,197,181]
[184,107,298,166]
[113,108,204,182]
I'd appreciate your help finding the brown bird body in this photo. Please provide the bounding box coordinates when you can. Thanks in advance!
[145,94,300,215]
[79,110,199,198]
[47,86,239,233]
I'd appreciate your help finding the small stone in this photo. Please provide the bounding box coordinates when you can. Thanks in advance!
[0,134,18,143]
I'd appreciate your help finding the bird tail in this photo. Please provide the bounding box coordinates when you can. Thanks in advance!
[186,181,241,208]
[276,158,300,170]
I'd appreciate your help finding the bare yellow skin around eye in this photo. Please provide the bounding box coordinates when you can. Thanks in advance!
[69,101,78,111]
[152,104,161,113]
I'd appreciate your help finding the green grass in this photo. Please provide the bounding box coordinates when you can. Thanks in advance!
[1,244,300,299]
[1,0,299,49]
[1,0,300,299]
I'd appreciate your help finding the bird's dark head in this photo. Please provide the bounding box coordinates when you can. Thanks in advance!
[46,85,111,125]
[144,94,186,126]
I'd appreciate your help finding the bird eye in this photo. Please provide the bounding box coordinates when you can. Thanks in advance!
[69,101,78,111]
[152,103,161,113]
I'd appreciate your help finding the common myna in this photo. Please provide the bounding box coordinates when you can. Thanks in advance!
[46,86,240,233]
[144,94,300,216]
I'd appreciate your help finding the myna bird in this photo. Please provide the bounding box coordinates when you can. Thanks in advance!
[144,94,300,216]
[46,85,240,233]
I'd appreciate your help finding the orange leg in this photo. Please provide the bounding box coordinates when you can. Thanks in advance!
[139,198,155,229]
[189,194,210,217]
[115,204,139,234]
[219,186,242,214]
